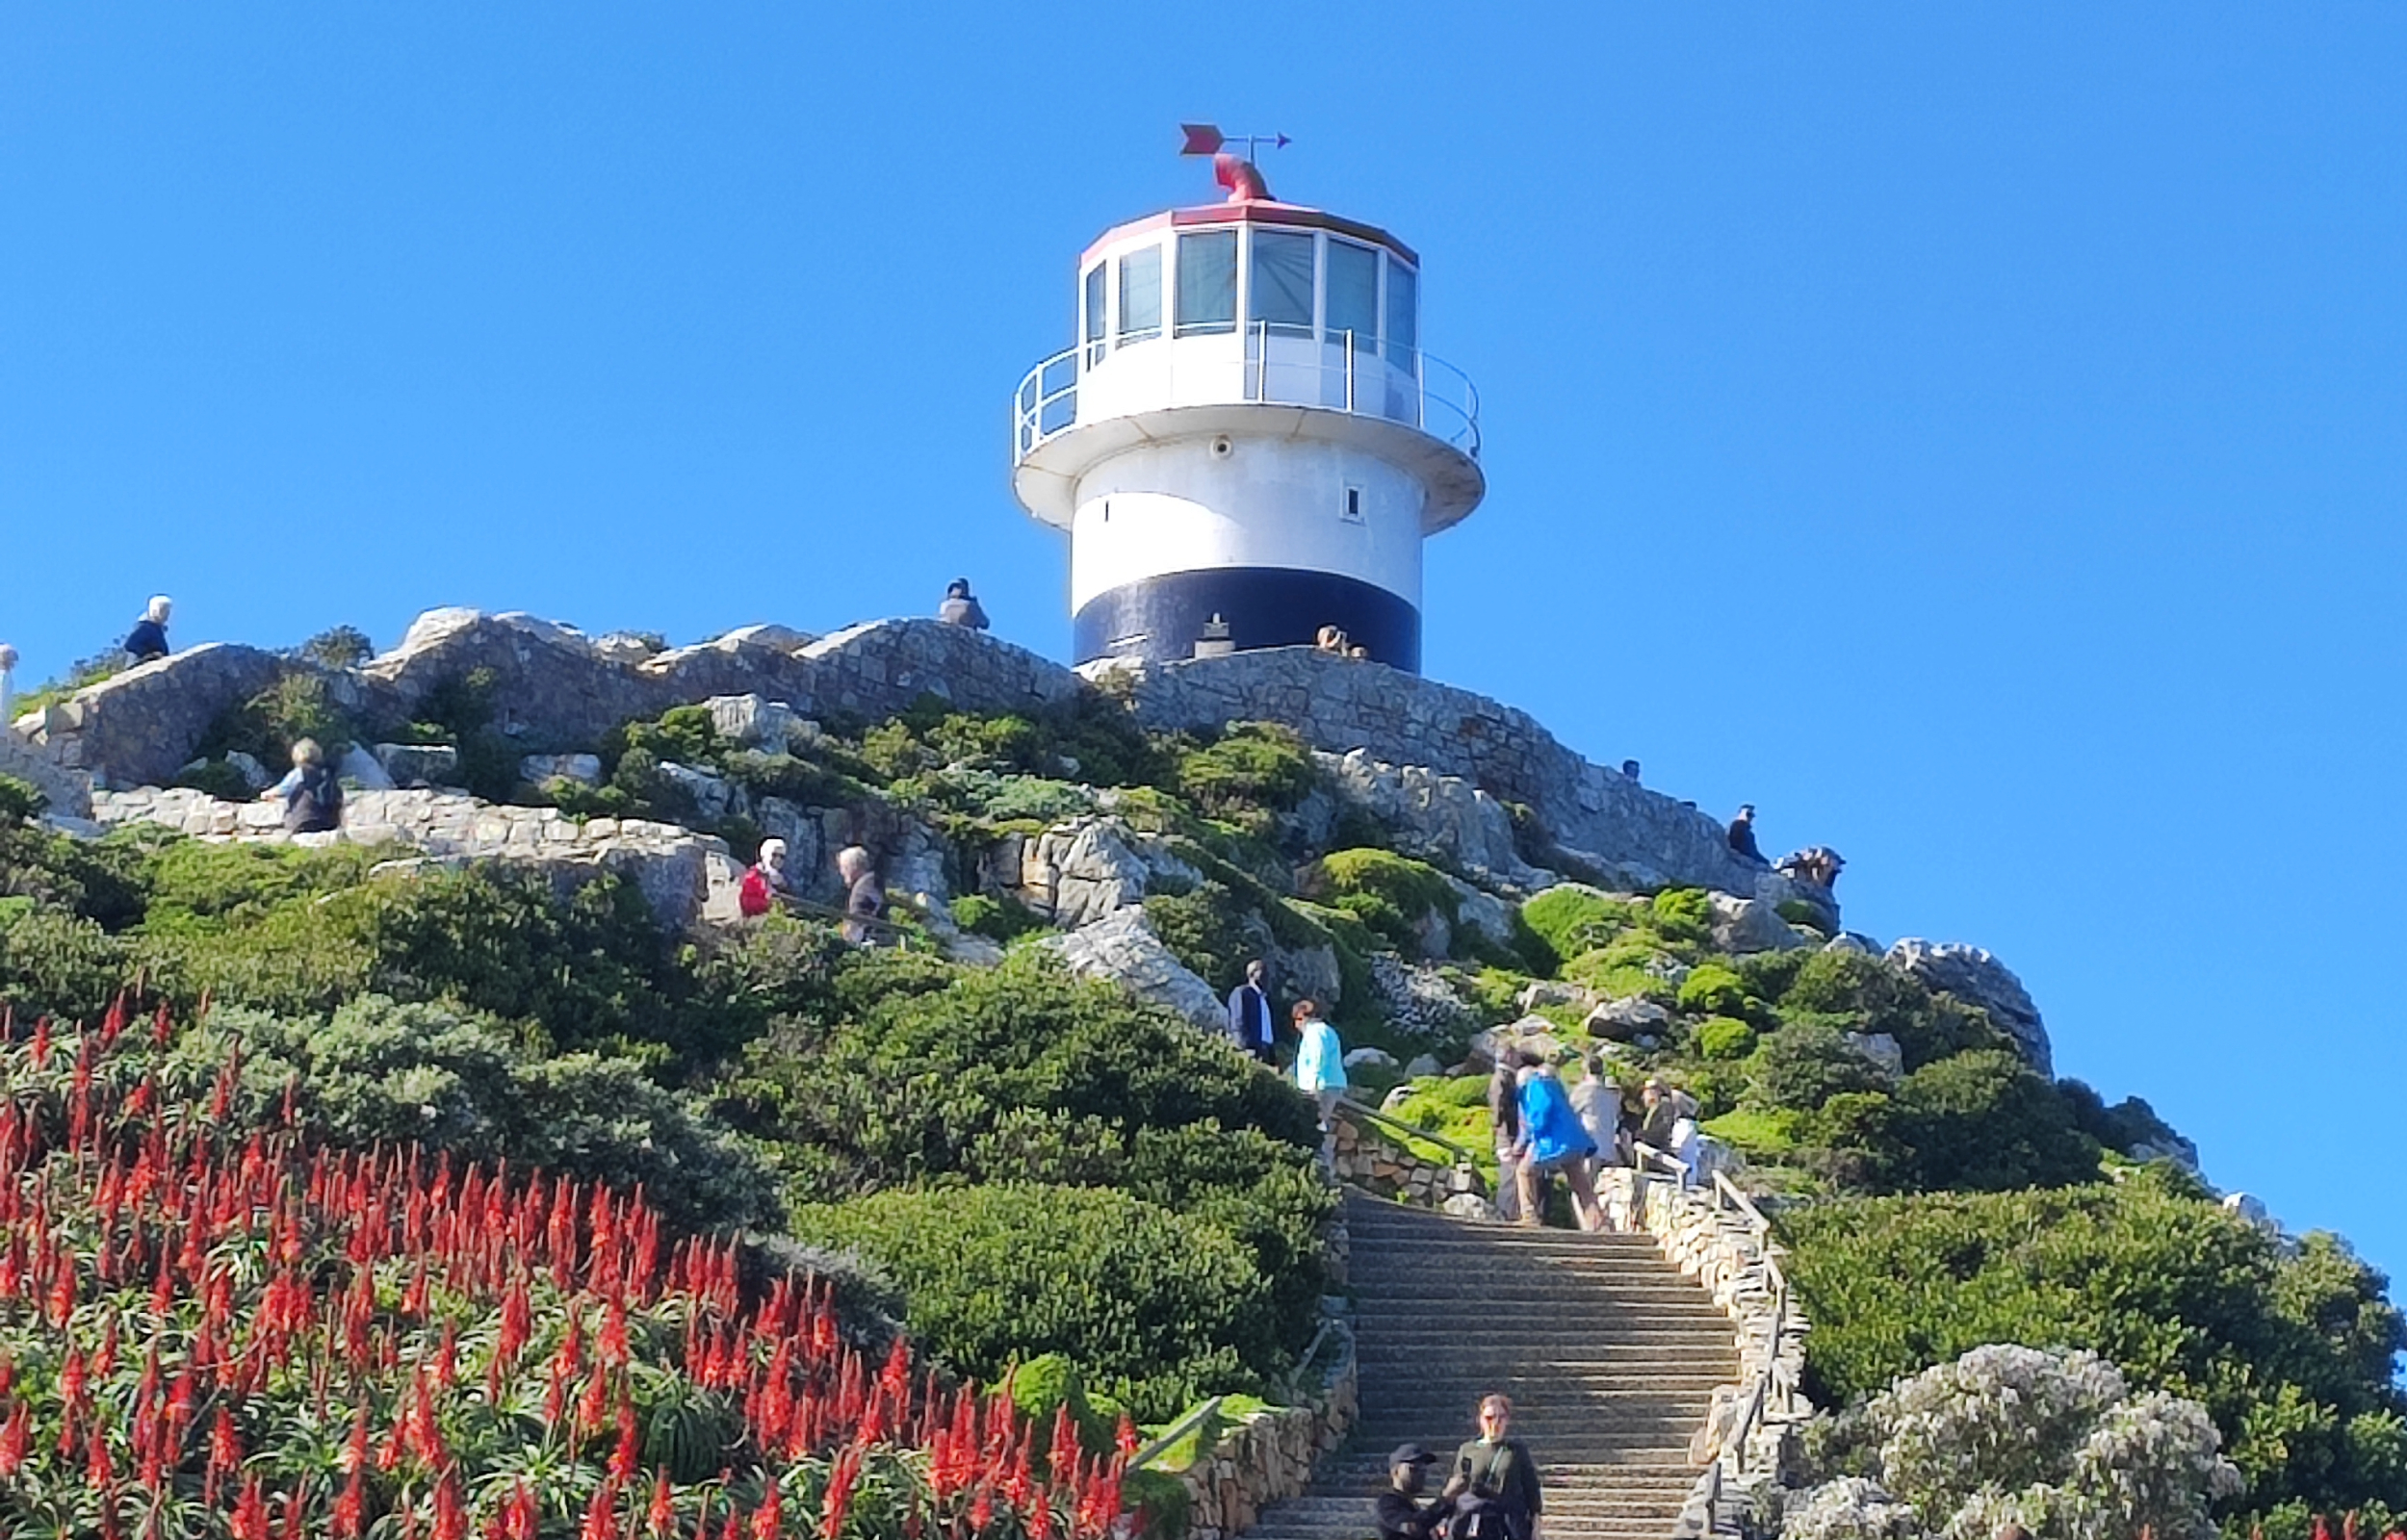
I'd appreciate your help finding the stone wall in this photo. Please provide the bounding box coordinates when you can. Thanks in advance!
[1594,1168,1813,1537]
[1100,649,1822,911]
[88,786,738,932]
[0,731,91,820]
[1329,1109,1488,1210]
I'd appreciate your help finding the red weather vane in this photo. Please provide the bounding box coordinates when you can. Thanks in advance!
[1179,123,1290,201]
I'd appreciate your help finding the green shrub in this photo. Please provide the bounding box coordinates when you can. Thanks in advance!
[1648,886,1714,945]
[1676,962,1750,1016]
[789,1183,1276,1421]
[1144,881,1257,995]
[1174,724,1319,835]
[1774,898,1822,928]
[1780,1171,2407,1522]
[170,757,257,800]
[1887,1050,2101,1192]
[1695,1014,1758,1060]
[1518,886,1634,967]
[1308,850,1457,958]
[1747,1021,1890,1112]
[949,892,1048,942]
[194,670,360,767]
[1773,949,2000,1069]
[298,624,375,670]
[1701,1106,1802,1155]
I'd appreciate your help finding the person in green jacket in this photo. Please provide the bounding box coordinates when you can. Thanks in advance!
[1442,1394,1541,1540]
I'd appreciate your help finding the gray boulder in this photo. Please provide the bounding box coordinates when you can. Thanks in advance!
[376,743,461,788]
[1041,907,1225,1031]
[1710,894,1807,955]
[1887,938,2053,1076]
[1846,1031,1905,1082]
[520,752,602,787]
[222,750,272,792]
[1315,748,1553,891]
[1468,1014,1566,1070]
[1585,996,1671,1041]
[657,761,747,825]
[1011,816,1199,929]
[337,745,396,791]
[706,693,821,752]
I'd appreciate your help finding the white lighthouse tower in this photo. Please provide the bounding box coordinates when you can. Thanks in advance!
[1010,145,1483,674]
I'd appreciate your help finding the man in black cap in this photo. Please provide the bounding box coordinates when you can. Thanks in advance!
[1375,1445,1446,1540]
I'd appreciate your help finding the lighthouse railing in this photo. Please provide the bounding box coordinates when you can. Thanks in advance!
[1012,330,1480,465]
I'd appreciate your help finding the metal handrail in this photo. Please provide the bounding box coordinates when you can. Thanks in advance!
[1012,324,1482,465]
[1333,1094,1484,1168]
[1126,1395,1224,1473]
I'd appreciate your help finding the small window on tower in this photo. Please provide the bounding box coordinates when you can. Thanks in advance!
[1327,241,1379,351]
[1084,265,1106,365]
[1341,484,1365,524]
[1385,259,1419,375]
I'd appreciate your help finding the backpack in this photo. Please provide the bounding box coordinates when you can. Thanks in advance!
[738,865,773,917]
[286,766,343,834]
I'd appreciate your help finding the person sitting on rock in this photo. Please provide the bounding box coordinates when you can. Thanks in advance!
[1638,1077,1681,1155]
[124,596,173,664]
[1726,803,1764,861]
[262,738,343,835]
[738,837,793,918]
[1774,845,1846,891]
[1347,643,1371,661]
[1619,758,1641,783]
[837,844,885,945]
[1314,625,1349,654]
[1376,1446,1446,1540]
[937,578,991,630]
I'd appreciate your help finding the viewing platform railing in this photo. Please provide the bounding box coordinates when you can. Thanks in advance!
[1013,322,1481,465]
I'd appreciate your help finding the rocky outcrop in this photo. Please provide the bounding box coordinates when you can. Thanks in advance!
[1709,894,1808,955]
[1040,907,1224,1031]
[1003,817,1200,929]
[1103,648,1829,916]
[0,733,91,820]
[1887,938,2053,1076]
[88,786,731,932]
[1312,749,1551,891]
[16,643,292,791]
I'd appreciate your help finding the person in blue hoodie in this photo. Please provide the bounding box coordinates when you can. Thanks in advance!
[1512,1050,1603,1231]
[124,596,172,664]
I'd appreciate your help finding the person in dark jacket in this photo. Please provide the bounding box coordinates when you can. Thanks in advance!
[263,738,343,834]
[837,844,886,945]
[124,596,173,664]
[1488,1059,1525,1221]
[938,579,990,629]
[1726,804,1763,861]
[1375,1446,1446,1540]
[1226,959,1277,1064]
[1442,1396,1541,1540]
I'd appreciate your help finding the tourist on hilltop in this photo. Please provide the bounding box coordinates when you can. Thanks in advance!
[1441,1395,1542,1540]
[1638,1076,1685,1156]
[262,738,343,835]
[124,596,173,665]
[1726,803,1764,862]
[837,845,886,945]
[1513,1051,1603,1231]
[1777,845,1847,892]
[1226,958,1278,1065]
[1314,625,1349,655]
[738,837,793,919]
[1620,758,1641,783]
[1571,1056,1624,1168]
[1487,1054,1525,1222]
[937,578,991,630]
[1290,999,1347,1153]
[0,643,17,726]
[1374,1446,1447,1540]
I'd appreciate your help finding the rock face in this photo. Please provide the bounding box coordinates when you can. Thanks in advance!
[706,694,820,752]
[1887,938,2054,1077]
[1006,817,1199,929]
[1313,749,1550,890]
[1709,894,1807,955]
[15,643,290,791]
[375,744,461,788]
[0,732,91,819]
[88,786,727,931]
[1040,908,1225,1031]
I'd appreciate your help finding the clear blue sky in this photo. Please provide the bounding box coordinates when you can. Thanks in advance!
[6,8,2401,1293]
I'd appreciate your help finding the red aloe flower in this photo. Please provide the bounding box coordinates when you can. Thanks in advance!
[647,1473,676,1535]
[971,1478,995,1533]
[823,1444,863,1540]
[583,1481,621,1540]
[1114,1413,1138,1459]
[433,1467,469,1540]
[751,1481,783,1540]
[0,1400,27,1476]
[212,1405,244,1476]
[230,1476,272,1540]
[334,1467,367,1537]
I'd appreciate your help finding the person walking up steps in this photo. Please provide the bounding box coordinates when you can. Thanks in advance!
[1488,1057,1524,1222]
[1442,1395,1541,1540]
[1513,1051,1604,1232]
[1290,999,1346,1164]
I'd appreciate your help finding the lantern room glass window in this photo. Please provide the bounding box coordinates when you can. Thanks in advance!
[1327,240,1379,352]
[1385,260,1419,374]
[1083,265,1106,365]
[1176,230,1238,336]
[1250,229,1316,337]
[1118,246,1162,345]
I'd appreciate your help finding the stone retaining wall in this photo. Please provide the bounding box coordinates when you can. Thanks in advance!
[1594,1168,1812,1536]
[1330,1111,1488,1210]
[89,786,738,933]
[1176,1208,1358,1540]
[0,732,91,820]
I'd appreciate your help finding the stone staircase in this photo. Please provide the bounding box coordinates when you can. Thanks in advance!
[1247,1194,1739,1540]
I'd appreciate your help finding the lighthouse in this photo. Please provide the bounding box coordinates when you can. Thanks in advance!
[1010,148,1483,674]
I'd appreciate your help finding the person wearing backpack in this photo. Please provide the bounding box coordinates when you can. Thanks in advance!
[738,837,792,919]
[264,738,343,834]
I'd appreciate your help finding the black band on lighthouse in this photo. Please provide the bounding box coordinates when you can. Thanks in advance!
[1073,567,1422,673]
